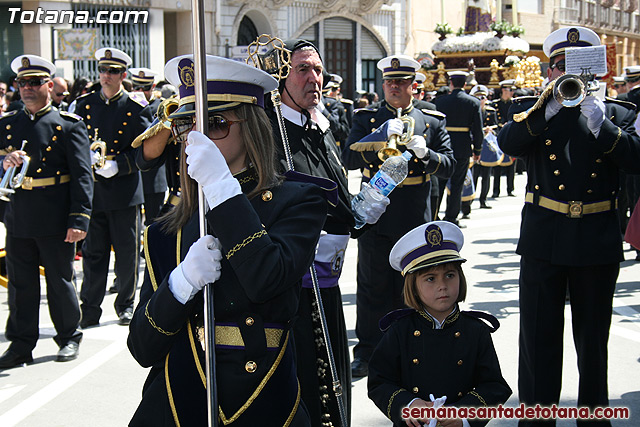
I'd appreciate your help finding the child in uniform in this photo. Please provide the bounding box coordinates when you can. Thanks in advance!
[367,221,511,427]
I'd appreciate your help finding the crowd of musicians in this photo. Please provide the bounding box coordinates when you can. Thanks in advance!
[1,24,640,427]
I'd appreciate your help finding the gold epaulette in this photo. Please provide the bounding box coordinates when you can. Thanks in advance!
[0,110,17,120]
[340,98,354,105]
[60,111,82,121]
[485,105,496,111]
[132,121,173,148]
[604,97,637,110]
[354,107,377,114]
[513,82,555,123]
[422,109,446,119]
[349,141,386,152]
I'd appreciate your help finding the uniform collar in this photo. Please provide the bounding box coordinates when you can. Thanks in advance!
[280,102,330,132]
[233,165,257,193]
[100,88,124,104]
[23,102,52,121]
[418,304,459,329]
[384,101,413,116]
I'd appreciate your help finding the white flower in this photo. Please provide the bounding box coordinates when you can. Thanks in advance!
[431,32,530,54]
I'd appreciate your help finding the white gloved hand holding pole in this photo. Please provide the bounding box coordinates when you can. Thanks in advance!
[169,235,223,304]
[185,130,242,208]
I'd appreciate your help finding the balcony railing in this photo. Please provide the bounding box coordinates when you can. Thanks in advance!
[558,0,640,33]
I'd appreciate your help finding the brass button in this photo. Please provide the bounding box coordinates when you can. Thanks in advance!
[42,157,46,162]
[56,125,62,131]
[5,125,10,130]
[245,317,254,326]
[535,185,540,190]
[123,122,128,126]
[369,164,373,168]
[596,158,602,163]
[127,112,132,116]
[6,135,11,140]
[454,331,461,338]
[87,114,91,120]
[549,154,557,161]
[414,158,419,163]
[458,392,463,397]
[245,361,257,373]
[554,170,560,176]
[412,358,419,365]
[587,189,593,194]
[370,118,375,123]
[176,171,180,175]
[457,359,463,366]
[545,139,552,146]
[114,140,118,144]
[413,330,421,337]
[36,168,42,173]
[87,125,92,130]
[371,128,376,132]
[261,191,273,202]
[426,123,430,128]
[412,387,419,393]
[85,105,90,110]
[56,171,60,175]
[118,130,123,134]
[409,170,414,175]
[591,173,597,178]
[52,136,57,141]
[559,184,565,191]
[46,146,52,151]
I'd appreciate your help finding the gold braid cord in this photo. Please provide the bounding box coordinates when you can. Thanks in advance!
[245,35,291,81]
[513,80,556,123]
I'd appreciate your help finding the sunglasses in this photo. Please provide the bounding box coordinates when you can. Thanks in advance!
[171,114,246,143]
[133,85,152,91]
[476,95,487,100]
[550,60,566,72]
[55,92,69,97]
[98,66,124,75]
[17,78,49,88]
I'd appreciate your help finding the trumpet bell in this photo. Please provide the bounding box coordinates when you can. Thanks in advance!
[378,146,402,162]
[553,74,586,108]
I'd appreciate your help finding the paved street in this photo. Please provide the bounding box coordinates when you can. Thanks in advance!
[1,172,640,426]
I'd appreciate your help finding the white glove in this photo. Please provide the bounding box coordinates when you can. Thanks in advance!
[95,160,118,178]
[185,131,242,208]
[169,235,223,304]
[362,195,390,225]
[406,135,428,160]
[386,118,404,139]
[90,151,102,166]
[580,95,606,138]
[545,97,562,121]
[427,394,447,427]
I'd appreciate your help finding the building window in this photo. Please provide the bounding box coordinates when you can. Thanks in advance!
[361,59,379,97]
[518,0,542,14]
[237,16,258,46]
[325,39,353,99]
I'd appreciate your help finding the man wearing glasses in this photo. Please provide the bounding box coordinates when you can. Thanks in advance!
[499,27,640,425]
[74,47,152,328]
[0,55,93,368]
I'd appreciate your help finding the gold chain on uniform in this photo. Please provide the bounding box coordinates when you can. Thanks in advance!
[226,230,267,259]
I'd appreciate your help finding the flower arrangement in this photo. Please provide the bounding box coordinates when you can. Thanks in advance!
[508,24,525,37]
[490,20,511,38]
[431,32,530,55]
[504,55,521,66]
[435,23,453,40]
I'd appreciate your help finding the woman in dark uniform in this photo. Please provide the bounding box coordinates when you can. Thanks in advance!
[127,55,328,427]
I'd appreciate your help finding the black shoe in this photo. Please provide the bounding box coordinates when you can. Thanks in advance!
[56,342,79,362]
[351,358,369,378]
[508,192,516,197]
[0,349,33,369]
[492,193,499,198]
[480,202,492,209]
[461,214,470,219]
[107,285,118,294]
[80,319,99,329]
[118,309,133,326]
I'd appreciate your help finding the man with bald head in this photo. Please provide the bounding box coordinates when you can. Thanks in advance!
[51,77,69,111]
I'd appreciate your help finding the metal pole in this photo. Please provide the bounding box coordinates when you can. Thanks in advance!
[190,0,217,426]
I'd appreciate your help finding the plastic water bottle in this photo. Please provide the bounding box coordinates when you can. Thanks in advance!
[352,151,413,229]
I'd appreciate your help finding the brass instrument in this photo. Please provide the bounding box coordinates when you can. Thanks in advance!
[553,73,599,108]
[0,140,30,200]
[378,108,415,161]
[90,129,107,169]
[157,95,179,128]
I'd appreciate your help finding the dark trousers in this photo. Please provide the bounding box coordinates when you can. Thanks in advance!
[143,192,165,227]
[444,157,469,222]
[80,206,141,323]
[473,164,492,203]
[354,229,405,362]
[5,233,82,355]
[518,257,617,427]
[493,163,515,196]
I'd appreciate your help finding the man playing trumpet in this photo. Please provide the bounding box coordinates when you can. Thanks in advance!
[342,54,455,378]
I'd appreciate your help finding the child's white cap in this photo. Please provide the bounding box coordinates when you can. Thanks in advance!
[389,221,466,276]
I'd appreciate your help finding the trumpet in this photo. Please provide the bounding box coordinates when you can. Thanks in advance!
[378,108,415,161]
[90,129,107,169]
[553,73,599,108]
[0,140,30,200]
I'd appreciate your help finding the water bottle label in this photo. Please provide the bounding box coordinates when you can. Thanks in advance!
[370,170,396,196]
